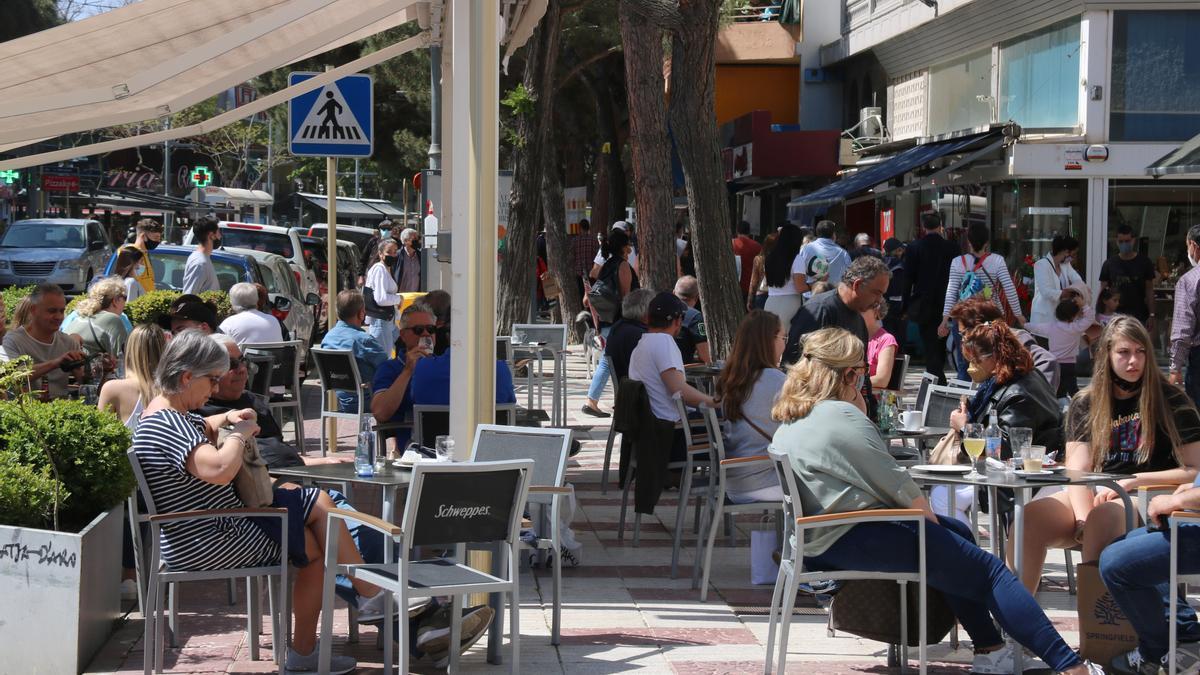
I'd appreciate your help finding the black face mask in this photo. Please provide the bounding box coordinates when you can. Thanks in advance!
[384,255,399,267]
[144,239,160,251]
[211,237,222,249]
[1113,374,1143,393]
[411,240,421,251]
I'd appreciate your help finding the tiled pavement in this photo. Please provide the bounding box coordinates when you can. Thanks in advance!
[86,347,1083,674]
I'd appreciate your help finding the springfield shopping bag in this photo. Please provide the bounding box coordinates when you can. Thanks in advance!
[750,518,779,585]
[1077,561,1139,663]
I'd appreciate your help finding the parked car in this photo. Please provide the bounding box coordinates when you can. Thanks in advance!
[0,218,114,291]
[183,221,320,302]
[102,244,263,292]
[295,232,361,292]
[225,247,320,355]
[306,222,383,260]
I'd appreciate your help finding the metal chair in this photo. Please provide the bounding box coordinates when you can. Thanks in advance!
[1169,511,1200,675]
[469,424,573,644]
[310,347,369,457]
[411,403,517,450]
[319,459,534,675]
[763,446,927,674]
[127,448,288,675]
[884,353,911,393]
[599,359,621,495]
[921,384,974,430]
[511,323,569,426]
[243,340,305,450]
[245,352,275,399]
[669,397,714,578]
[692,404,783,601]
[914,372,939,412]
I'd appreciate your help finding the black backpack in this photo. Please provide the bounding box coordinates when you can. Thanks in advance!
[588,257,623,324]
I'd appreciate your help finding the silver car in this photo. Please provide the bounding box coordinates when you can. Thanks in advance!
[0,218,113,291]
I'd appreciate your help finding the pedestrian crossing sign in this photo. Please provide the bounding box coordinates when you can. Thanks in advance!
[288,72,373,158]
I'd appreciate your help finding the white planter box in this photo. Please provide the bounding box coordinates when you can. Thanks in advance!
[0,504,124,674]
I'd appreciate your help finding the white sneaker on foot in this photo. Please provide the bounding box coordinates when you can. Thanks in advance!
[284,646,355,675]
[120,579,138,601]
[972,644,1015,674]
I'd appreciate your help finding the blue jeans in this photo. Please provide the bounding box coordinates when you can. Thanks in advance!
[366,316,398,358]
[327,490,386,604]
[807,515,1081,671]
[1186,346,1200,409]
[950,322,969,382]
[1099,525,1200,661]
[586,325,613,401]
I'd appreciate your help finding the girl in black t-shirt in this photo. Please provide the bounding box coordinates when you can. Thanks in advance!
[1015,316,1200,593]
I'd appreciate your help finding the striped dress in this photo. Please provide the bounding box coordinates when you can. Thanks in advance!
[132,409,315,571]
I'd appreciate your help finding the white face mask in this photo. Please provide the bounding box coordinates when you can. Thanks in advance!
[135,264,146,276]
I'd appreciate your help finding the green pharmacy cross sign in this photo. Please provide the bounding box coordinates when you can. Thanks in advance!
[191,166,213,188]
[0,170,19,184]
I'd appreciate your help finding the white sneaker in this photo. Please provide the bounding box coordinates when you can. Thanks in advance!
[1019,649,1050,671]
[355,591,402,624]
[284,646,355,675]
[120,579,138,601]
[972,645,1015,674]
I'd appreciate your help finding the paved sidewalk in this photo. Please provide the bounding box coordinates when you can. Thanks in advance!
[87,347,1082,674]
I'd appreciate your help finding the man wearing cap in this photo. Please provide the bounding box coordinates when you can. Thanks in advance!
[163,295,219,334]
[627,291,717,461]
[119,218,163,294]
[849,233,882,260]
[882,237,908,347]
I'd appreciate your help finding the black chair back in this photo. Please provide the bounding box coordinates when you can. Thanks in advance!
[407,461,530,547]
[311,348,361,393]
[245,353,274,398]
[923,385,972,429]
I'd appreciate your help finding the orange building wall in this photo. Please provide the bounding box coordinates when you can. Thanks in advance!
[715,65,799,126]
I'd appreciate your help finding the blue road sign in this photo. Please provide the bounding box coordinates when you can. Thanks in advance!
[288,72,373,158]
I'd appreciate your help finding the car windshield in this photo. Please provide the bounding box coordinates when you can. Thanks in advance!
[148,252,248,291]
[258,260,284,295]
[0,222,86,248]
[219,228,294,258]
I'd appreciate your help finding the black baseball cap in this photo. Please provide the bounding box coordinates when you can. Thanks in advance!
[160,300,218,332]
[648,291,687,323]
[883,237,905,254]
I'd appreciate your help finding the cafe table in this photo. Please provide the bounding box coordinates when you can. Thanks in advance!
[907,465,1134,673]
[269,461,508,665]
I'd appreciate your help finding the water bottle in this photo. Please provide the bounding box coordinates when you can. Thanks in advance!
[984,414,1003,463]
[355,415,375,477]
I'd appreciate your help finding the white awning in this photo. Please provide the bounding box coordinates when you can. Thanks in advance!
[0,0,424,148]
[203,186,274,206]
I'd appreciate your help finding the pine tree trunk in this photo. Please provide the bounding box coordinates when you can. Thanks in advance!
[581,65,627,231]
[541,143,585,342]
[618,0,676,295]
[665,0,742,358]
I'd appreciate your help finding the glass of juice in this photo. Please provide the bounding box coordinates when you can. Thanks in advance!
[1023,444,1046,473]
[962,423,985,480]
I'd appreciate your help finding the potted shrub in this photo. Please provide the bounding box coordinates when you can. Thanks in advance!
[0,357,134,673]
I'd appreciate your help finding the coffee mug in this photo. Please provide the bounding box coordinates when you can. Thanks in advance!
[899,410,924,430]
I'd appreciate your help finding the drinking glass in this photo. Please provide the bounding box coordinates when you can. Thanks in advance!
[435,435,455,462]
[1023,444,1047,473]
[1008,427,1033,472]
[962,423,985,480]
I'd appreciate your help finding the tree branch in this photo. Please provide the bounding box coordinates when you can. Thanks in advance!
[622,0,683,31]
[555,46,622,93]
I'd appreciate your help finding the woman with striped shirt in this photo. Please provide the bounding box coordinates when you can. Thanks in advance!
[132,330,387,674]
[938,223,1026,380]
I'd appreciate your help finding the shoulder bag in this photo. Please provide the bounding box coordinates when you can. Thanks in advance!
[229,432,274,508]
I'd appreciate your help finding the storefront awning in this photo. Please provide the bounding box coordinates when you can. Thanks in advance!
[299,192,390,218]
[359,198,405,218]
[1147,133,1200,177]
[203,186,274,206]
[787,131,1003,223]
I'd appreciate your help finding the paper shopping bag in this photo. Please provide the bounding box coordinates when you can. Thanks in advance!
[750,525,779,585]
[1076,561,1139,664]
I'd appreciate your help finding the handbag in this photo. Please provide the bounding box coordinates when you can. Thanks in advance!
[749,516,780,585]
[588,258,623,323]
[829,579,958,647]
[928,428,963,465]
[230,434,274,508]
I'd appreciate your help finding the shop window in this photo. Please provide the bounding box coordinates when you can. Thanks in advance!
[1111,11,1200,142]
[1108,182,1200,277]
[999,19,1081,130]
[928,50,992,135]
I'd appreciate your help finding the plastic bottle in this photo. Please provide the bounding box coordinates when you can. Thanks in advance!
[355,415,375,477]
[984,413,1003,463]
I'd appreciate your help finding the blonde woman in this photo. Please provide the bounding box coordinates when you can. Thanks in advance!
[773,327,1100,674]
[98,323,167,432]
[65,277,129,356]
[10,295,32,333]
[1016,316,1200,592]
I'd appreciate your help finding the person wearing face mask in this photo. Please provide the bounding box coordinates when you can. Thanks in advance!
[182,216,221,294]
[774,327,1104,675]
[392,227,423,293]
[113,248,146,302]
[1100,223,1157,327]
[1017,316,1200,594]
[1030,234,1084,336]
[118,218,163,294]
[363,239,403,354]
[1169,224,1200,405]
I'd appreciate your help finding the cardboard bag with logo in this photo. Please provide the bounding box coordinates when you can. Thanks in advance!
[1077,561,1139,663]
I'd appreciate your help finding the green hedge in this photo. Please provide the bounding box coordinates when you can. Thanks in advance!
[124,289,231,327]
[1,284,33,324]
[0,398,134,531]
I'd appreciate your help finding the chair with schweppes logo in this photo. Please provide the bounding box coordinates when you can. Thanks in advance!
[318,459,533,675]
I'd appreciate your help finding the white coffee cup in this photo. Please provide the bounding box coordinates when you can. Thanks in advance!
[900,410,924,430]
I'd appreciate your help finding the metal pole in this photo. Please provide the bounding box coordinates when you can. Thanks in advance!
[163,117,171,197]
[428,43,442,170]
[325,154,339,456]
[402,179,408,226]
[354,158,361,198]
[265,116,273,222]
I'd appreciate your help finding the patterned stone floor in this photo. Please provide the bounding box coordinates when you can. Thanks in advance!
[86,347,1083,674]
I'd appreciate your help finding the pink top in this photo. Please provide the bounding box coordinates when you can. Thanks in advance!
[1026,304,1095,364]
[867,328,898,376]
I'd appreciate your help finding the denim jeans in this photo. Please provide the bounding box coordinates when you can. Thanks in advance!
[950,321,969,382]
[806,515,1081,671]
[586,325,613,401]
[366,316,398,359]
[327,490,387,604]
[1186,346,1200,409]
[1099,525,1200,661]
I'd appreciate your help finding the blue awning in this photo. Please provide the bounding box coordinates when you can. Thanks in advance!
[787,132,1000,225]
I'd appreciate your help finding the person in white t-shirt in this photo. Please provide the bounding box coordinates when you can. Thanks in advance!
[592,221,638,272]
[627,291,716,462]
[792,220,852,300]
[218,283,283,346]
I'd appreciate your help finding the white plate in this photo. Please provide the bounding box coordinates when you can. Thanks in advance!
[1014,469,1052,476]
[910,464,971,474]
[896,427,928,435]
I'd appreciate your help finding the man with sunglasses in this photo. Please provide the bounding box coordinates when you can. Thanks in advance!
[370,302,438,448]
[320,290,389,412]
